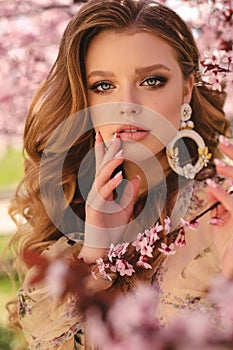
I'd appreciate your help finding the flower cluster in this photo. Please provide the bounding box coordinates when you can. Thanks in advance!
[87,278,233,350]
[0,0,81,144]
[185,0,233,93]
[96,217,199,280]
[21,227,233,350]
[161,0,233,105]
[201,49,233,92]
[96,242,135,280]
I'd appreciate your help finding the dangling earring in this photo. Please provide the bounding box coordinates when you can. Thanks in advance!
[166,103,212,179]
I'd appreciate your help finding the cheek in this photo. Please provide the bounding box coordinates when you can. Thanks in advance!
[166,103,181,130]
[88,94,98,108]
[101,127,112,138]
[93,125,113,143]
[92,125,111,139]
[90,103,117,128]
[150,93,182,130]
[89,102,116,141]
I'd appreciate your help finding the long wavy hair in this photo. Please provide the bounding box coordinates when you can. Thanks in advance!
[8,0,230,303]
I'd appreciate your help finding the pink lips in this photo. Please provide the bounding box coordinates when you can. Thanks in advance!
[115,125,149,141]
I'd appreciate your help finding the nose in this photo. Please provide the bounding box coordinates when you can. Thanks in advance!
[118,102,142,116]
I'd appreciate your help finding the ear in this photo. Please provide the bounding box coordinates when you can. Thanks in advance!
[183,74,194,104]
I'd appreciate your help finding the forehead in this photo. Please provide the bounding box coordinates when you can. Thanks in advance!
[85,30,179,72]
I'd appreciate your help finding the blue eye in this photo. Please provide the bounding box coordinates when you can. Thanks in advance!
[141,76,168,88]
[90,81,115,93]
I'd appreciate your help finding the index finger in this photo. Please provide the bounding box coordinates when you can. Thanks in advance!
[95,131,106,172]
[206,178,233,213]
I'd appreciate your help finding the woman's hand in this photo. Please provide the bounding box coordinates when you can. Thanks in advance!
[80,131,140,262]
[207,135,233,278]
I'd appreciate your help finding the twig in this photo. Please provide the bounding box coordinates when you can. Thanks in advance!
[190,190,233,224]
[167,190,233,240]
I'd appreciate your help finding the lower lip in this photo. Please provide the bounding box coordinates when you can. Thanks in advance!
[117,131,149,141]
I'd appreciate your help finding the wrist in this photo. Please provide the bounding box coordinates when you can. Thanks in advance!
[78,245,107,263]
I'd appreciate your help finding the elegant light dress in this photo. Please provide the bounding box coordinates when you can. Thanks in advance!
[17,181,222,350]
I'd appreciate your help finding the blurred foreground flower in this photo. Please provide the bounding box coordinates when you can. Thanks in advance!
[22,247,233,350]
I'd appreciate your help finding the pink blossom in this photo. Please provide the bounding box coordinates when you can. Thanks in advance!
[107,242,129,262]
[144,229,151,237]
[145,224,161,245]
[107,284,158,337]
[208,217,224,226]
[115,259,135,276]
[0,1,76,144]
[158,243,176,256]
[45,259,68,298]
[180,218,199,229]
[86,310,112,348]
[148,227,161,243]
[175,228,186,247]
[208,275,233,334]
[138,237,153,257]
[108,244,117,262]
[202,49,222,66]
[136,256,152,269]
[96,258,112,280]
[164,216,171,234]
[202,71,226,92]
[133,223,161,252]
[165,311,212,345]
[221,51,233,67]
[212,79,224,92]
[87,275,233,349]
[96,257,106,274]
[132,232,144,251]
[110,265,117,273]
[152,222,163,233]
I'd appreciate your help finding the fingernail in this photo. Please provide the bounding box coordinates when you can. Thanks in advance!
[114,170,122,179]
[206,178,218,188]
[214,158,227,167]
[112,132,118,141]
[219,135,230,146]
[95,131,100,140]
[114,149,124,158]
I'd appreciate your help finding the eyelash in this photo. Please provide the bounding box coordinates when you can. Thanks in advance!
[140,75,168,88]
[89,75,168,94]
[89,81,115,94]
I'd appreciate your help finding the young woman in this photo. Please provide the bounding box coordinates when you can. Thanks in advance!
[8,0,233,349]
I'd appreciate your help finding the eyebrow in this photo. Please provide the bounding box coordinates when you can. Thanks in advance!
[87,64,171,80]
[87,70,115,79]
[135,64,171,75]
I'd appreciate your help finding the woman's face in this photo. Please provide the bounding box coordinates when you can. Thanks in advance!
[85,30,193,159]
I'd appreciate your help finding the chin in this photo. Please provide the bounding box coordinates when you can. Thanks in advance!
[122,140,157,163]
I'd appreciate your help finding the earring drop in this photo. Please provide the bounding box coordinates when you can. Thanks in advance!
[166,103,212,179]
[180,103,194,130]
